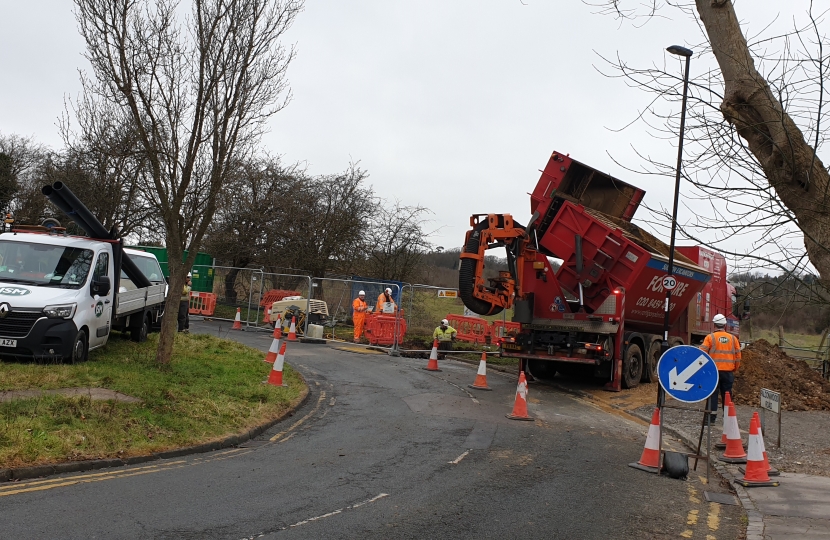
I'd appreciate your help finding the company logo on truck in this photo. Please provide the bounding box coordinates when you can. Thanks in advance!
[0,287,31,296]
[95,301,104,318]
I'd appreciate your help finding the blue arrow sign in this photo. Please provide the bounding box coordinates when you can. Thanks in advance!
[657,345,719,403]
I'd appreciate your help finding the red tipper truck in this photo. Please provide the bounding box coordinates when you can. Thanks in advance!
[459,151,737,390]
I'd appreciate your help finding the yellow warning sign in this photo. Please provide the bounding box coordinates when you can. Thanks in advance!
[437,289,458,298]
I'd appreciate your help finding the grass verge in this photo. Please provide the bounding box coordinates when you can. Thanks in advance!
[0,333,305,469]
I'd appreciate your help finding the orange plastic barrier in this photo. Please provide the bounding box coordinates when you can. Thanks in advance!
[446,314,489,344]
[260,289,301,307]
[364,311,407,346]
[490,320,521,340]
[189,292,217,316]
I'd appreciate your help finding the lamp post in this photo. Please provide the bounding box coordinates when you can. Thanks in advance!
[658,45,693,408]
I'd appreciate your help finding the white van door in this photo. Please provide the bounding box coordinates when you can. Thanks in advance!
[88,251,114,347]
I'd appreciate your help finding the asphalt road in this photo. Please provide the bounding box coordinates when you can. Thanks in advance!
[0,320,743,539]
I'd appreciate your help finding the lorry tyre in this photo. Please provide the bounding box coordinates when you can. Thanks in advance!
[70,329,88,364]
[643,338,661,383]
[527,359,557,380]
[131,315,149,343]
[622,343,643,389]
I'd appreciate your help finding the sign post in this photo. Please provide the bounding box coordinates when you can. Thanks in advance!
[760,388,782,448]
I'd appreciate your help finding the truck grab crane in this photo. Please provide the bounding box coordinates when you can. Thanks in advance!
[459,151,737,390]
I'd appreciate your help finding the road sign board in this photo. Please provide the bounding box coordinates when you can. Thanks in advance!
[760,388,780,413]
[662,275,678,290]
[657,345,719,403]
[437,289,458,298]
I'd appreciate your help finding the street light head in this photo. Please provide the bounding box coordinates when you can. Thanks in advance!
[666,45,693,57]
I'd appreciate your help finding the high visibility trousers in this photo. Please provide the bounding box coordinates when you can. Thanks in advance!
[353,314,365,340]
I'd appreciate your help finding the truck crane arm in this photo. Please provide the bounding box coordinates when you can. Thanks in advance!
[458,213,527,316]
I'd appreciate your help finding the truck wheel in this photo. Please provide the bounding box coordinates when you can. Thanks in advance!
[643,339,661,383]
[71,330,88,364]
[131,315,149,343]
[622,343,643,389]
[527,359,557,380]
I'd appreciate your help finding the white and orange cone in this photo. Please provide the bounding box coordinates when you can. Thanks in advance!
[232,307,242,330]
[740,411,780,477]
[736,416,779,487]
[264,304,272,324]
[715,391,733,450]
[264,335,282,364]
[468,351,491,391]
[720,403,747,463]
[629,408,661,473]
[266,342,288,387]
[272,314,283,339]
[424,339,441,371]
[506,371,533,421]
[287,316,298,342]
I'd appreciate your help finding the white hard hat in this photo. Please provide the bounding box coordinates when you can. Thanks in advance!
[187,272,192,278]
[385,287,392,294]
[441,318,448,325]
[358,290,365,296]
[712,313,727,326]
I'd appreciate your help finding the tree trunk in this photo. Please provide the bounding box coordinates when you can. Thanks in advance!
[696,0,830,285]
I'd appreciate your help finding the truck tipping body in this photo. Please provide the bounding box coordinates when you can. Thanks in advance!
[459,151,735,390]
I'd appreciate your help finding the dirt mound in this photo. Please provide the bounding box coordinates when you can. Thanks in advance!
[732,339,830,411]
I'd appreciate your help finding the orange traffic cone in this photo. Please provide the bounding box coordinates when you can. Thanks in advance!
[287,316,298,342]
[264,335,282,363]
[629,408,661,473]
[264,304,272,324]
[740,412,780,477]
[272,314,283,339]
[266,342,288,387]
[468,351,491,391]
[506,371,533,421]
[424,339,441,371]
[720,403,747,463]
[232,307,242,330]
[736,416,779,487]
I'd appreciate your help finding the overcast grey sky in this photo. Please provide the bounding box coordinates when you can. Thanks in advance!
[0,0,810,264]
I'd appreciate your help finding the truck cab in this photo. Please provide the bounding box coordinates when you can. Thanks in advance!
[0,230,165,362]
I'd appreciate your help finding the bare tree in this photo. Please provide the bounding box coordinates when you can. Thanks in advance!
[73,0,302,363]
[594,1,830,292]
[0,133,49,223]
[362,201,434,283]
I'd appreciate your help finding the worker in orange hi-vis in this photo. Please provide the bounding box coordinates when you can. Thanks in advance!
[376,287,397,313]
[699,313,741,423]
[352,290,368,343]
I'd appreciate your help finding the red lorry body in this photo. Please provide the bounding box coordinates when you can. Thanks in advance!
[459,150,736,390]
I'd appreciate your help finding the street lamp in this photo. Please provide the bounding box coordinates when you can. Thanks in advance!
[658,44,693,408]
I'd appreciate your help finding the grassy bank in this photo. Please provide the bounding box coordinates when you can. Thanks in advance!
[0,333,305,469]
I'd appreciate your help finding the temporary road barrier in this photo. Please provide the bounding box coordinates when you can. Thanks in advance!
[446,315,489,344]
[364,312,408,347]
[261,289,301,307]
[189,292,217,316]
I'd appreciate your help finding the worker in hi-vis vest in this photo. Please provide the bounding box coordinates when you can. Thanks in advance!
[376,287,397,313]
[352,290,368,342]
[433,318,457,359]
[699,313,741,422]
[178,273,192,333]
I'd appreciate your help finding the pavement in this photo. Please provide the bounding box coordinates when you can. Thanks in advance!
[0,319,743,539]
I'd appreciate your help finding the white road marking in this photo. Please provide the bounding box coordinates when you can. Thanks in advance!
[239,493,389,539]
[449,449,472,464]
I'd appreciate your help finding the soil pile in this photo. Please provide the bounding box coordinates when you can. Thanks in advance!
[732,339,830,411]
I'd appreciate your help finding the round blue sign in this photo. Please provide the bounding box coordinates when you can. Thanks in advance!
[657,345,719,403]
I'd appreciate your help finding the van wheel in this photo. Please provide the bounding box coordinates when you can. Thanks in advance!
[71,330,88,364]
[131,316,149,343]
[622,344,643,389]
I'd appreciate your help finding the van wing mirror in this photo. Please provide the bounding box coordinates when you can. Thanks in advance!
[92,276,111,297]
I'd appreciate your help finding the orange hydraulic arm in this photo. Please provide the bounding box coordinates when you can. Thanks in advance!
[458,213,529,316]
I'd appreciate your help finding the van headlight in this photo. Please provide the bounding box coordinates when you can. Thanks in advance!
[43,303,77,319]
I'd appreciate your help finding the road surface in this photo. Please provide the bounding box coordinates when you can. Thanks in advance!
[0,320,742,539]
